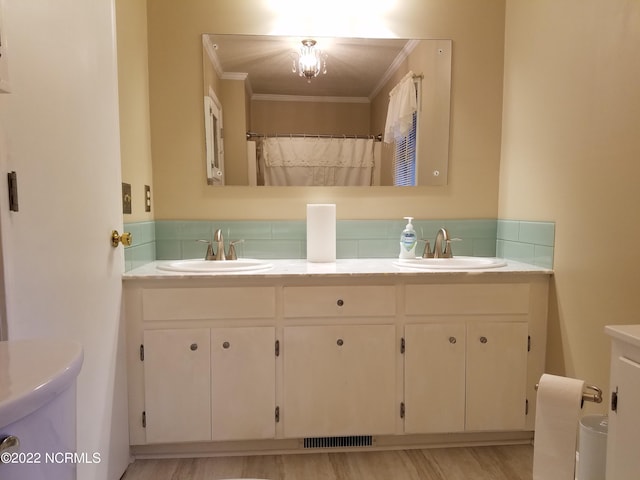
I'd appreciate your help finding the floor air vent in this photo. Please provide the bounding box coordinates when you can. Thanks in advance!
[303,435,373,449]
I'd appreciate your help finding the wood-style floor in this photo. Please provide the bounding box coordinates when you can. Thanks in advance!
[122,445,533,480]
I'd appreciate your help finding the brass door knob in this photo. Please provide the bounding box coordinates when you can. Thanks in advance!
[111,230,133,247]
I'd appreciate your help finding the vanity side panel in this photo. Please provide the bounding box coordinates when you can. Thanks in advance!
[525,276,549,431]
[124,284,147,445]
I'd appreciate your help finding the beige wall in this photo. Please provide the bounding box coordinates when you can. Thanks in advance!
[202,44,221,96]
[499,0,640,411]
[116,0,154,222]
[251,100,371,137]
[220,79,250,185]
[146,0,506,220]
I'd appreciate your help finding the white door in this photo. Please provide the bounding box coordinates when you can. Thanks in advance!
[0,0,130,478]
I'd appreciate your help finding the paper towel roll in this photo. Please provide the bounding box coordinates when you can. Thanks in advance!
[533,373,585,480]
[306,204,336,263]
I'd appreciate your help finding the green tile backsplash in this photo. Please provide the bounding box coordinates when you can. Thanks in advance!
[496,219,555,268]
[122,221,156,271]
[124,218,555,271]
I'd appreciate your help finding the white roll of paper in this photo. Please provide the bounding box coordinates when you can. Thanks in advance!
[306,204,336,263]
[533,373,585,480]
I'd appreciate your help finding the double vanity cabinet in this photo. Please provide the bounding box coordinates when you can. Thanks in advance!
[123,260,551,456]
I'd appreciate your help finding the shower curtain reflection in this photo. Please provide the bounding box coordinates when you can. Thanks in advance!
[255,137,379,186]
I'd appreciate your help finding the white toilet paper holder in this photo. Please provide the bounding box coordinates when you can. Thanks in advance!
[535,383,603,407]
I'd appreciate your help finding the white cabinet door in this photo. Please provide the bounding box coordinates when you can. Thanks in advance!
[404,323,466,433]
[466,322,528,431]
[143,329,212,443]
[607,355,640,480]
[283,325,396,437]
[211,327,276,441]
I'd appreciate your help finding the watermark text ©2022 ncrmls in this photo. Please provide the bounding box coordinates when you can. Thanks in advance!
[1,451,102,464]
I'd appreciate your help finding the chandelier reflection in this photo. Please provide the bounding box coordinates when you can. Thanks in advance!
[292,39,327,83]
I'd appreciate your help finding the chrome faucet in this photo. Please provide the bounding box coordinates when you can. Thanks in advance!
[422,227,454,258]
[198,229,242,261]
[213,229,226,261]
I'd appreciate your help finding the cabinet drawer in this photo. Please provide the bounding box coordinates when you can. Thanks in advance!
[405,283,530,315]
[283,285,395,318]
[142,287,275,321]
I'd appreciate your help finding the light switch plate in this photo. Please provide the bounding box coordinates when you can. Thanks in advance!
[144,185,151,212]
[122,183,132,214]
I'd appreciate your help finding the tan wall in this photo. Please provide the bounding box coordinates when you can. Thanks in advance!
[499,0,640,412]
[116,0,154,222]
[202,45,221,96]
[220,79,249,185]
[251,100,370,137]
[146,0,506,220]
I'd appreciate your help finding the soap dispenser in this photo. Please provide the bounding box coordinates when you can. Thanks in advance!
[399,217,417,259]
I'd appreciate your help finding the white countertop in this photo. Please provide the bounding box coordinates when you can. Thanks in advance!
[124,257,552,280]
[605,324,640,349]
[0,339,83,427]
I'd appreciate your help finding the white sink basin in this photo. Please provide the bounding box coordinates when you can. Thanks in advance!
[157,258,273,273]
[394,256,507,270]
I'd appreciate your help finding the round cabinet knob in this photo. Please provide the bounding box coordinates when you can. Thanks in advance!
[336,299,344,307]
[190,343,198,351]
[449,336,457,344]
[480,336,488,344]
[222,341,230,349]
[337,338,344,346]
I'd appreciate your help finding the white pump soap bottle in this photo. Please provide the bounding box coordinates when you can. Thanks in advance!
[399,217,417,259]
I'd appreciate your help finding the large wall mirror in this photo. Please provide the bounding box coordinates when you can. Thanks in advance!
[202,34,452,187]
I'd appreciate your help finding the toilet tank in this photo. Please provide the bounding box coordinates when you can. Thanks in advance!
[0,339,83,480]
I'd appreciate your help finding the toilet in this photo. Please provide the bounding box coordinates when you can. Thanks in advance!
[0,339,83,480]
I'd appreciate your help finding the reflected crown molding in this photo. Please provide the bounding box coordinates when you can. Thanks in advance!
[369,39,421,101]
[252,94,370,104]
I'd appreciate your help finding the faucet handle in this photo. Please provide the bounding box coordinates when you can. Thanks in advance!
[421,239,434,258]
[196,239,216,260]
[227,239,244,260]
[443,238,462,258]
